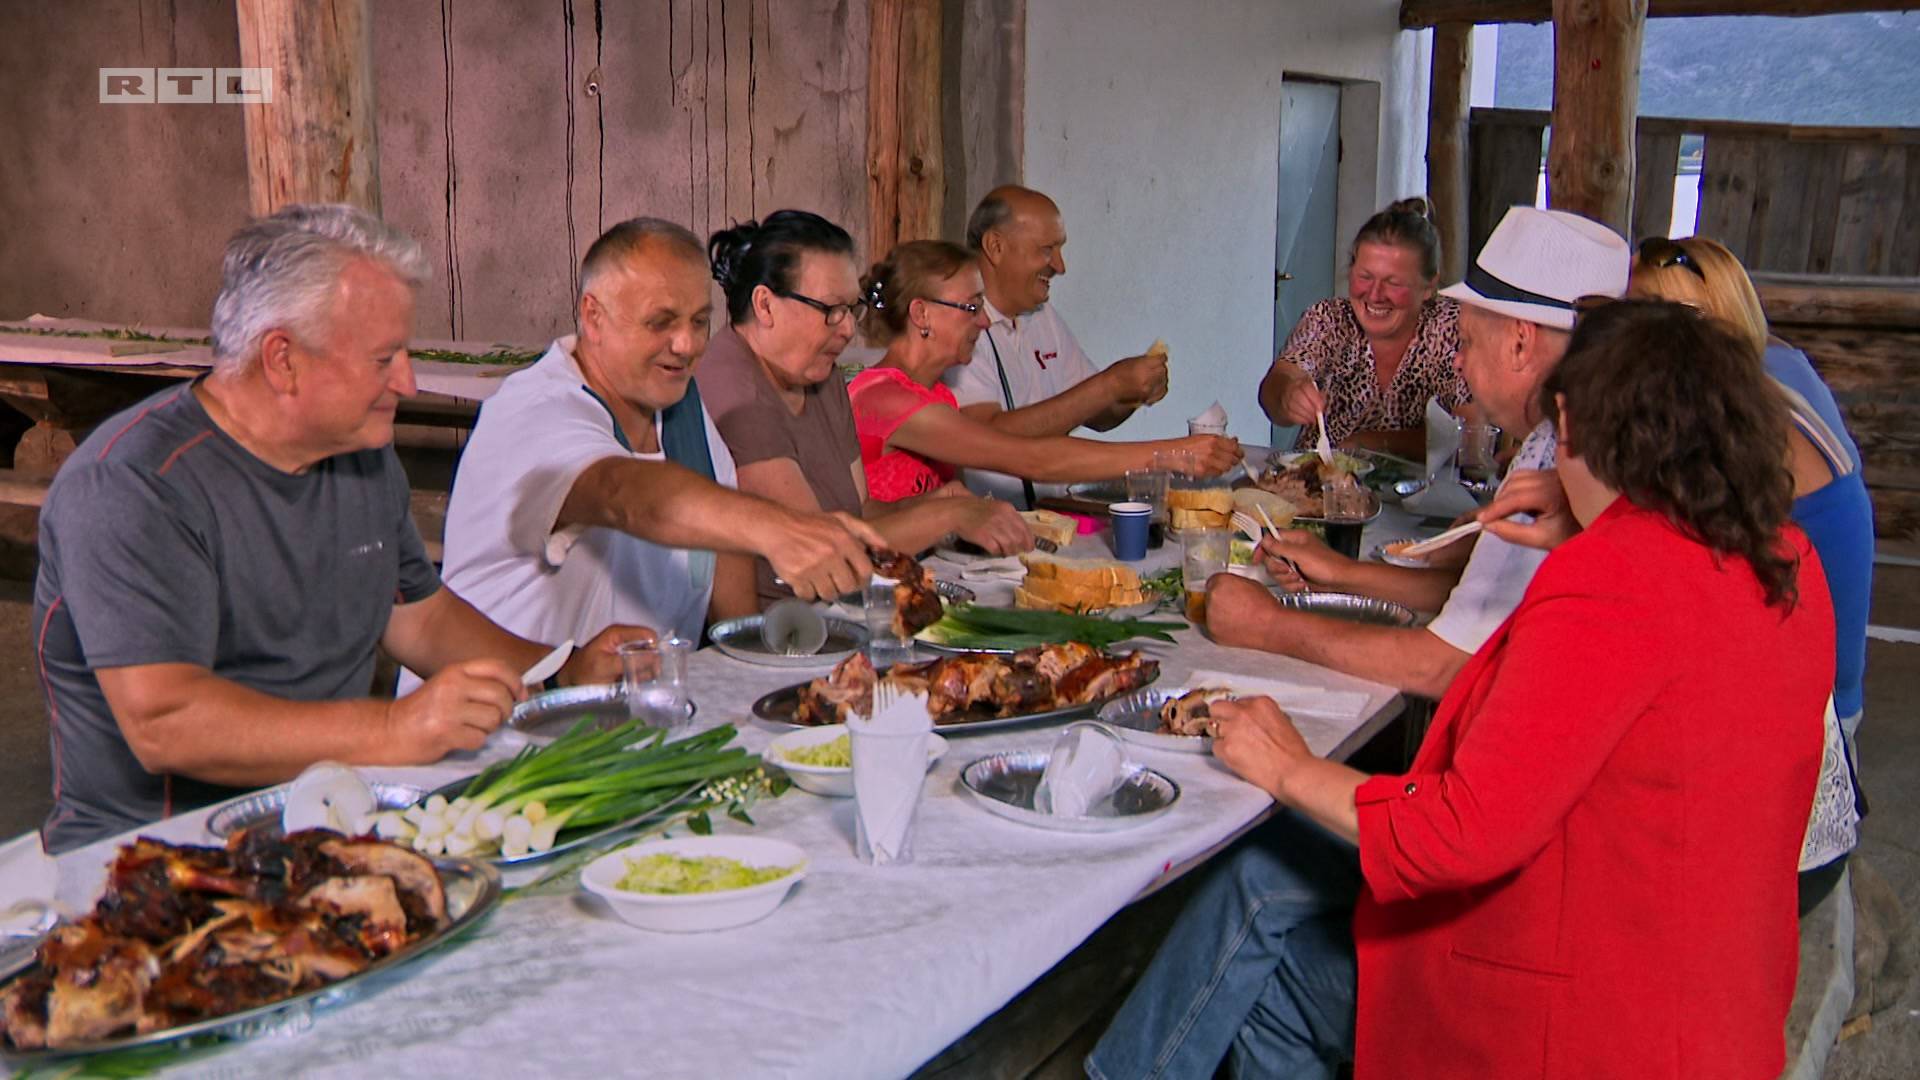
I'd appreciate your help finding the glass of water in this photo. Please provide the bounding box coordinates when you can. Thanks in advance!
[863,578,915,668]
[619,636,693,735]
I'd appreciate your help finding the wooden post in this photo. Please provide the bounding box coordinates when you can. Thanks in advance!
[234,0,381,216]
[868,0,945,259]
[1546,0,1646,235]
[1426,22,1473,283]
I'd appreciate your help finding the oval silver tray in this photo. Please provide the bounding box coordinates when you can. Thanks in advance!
[1269,590,1416,627]
[708,613,869,668]
[206,774,704,868]
[0,854,500,1065]
[750,668,1159,735]
[1096,687,1214,755]
[960,750,1180,832]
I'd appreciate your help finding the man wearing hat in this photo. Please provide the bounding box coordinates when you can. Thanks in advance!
[1085,206,1631,1080]
[1203,206,1632,699]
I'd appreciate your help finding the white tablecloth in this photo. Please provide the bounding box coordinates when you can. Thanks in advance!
[12,522,1433,1078]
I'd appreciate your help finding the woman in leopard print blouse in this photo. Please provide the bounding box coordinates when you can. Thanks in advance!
[1259,198,1473,454]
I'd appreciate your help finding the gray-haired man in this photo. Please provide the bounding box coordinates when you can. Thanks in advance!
[32,205,659,854]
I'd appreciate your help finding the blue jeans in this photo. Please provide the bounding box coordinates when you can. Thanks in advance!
[1087,812,1362,1080]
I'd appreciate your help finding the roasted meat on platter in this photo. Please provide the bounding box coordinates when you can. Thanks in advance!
[791,643,1158,727]
[871,548,945,639]
[0,827,447,1051]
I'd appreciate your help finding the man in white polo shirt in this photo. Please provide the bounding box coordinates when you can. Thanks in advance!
[438,219,883,652]
[1203,207,1631,696]
[946,185,1173,506]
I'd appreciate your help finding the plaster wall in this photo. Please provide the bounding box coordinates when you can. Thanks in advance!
[1022,0,1432,444]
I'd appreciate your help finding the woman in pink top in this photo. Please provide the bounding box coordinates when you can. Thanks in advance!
[849,241,1241,503]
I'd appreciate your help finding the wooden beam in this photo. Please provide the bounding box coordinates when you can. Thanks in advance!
[1755,273,1920,329]
[1403,0,1920,29]
[867,0,945,259]
[235,0,381,216]
[1426,22,1474,284]
[1545,0,1646,236]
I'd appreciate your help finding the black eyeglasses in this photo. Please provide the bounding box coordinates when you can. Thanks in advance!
[920,297,981,315]
[775,289,865,327]
[1637,237,1705,280]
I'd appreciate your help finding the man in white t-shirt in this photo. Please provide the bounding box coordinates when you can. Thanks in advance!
[439,219,884,651]
[1204,207,1630,697]
[945,186,1173,506]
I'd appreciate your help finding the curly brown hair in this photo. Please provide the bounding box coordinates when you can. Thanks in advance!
[1544,299,1799,608]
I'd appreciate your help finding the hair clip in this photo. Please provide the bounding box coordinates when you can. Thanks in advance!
[864,279,887,311]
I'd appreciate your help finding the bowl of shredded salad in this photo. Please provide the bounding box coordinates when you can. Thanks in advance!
[766,724,948,798]
[581,836,809,932]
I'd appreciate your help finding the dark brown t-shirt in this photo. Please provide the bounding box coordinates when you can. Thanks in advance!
[700,324,865,605]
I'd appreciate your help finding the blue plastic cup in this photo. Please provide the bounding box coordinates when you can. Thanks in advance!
[1109,501,1153,561]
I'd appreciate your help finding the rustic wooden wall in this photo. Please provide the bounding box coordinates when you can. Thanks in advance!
[375,0,873,344]
[1761,276,1920,546]
[0,0,876,346]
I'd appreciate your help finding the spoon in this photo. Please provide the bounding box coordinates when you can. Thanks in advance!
[520,639,574,687]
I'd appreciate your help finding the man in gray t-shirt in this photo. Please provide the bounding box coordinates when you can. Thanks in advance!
[33,205,648,854]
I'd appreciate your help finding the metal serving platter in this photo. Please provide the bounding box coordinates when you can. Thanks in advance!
[1097,686,1214,755]
[206,775,705,868]
[0,855,501,1065]
[708,613,869,668]
[501,682,696,742]
[1270,591,1417,627]
[750,667,1159,736]
[960,750,1180,832]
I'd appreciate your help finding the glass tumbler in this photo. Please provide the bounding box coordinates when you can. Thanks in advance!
[1124,468,1170,550]
[1181,528,1230,624]
[619,636,693,735]
[863,578,915,668]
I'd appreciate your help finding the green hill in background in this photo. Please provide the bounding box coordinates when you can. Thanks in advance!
[1494,12,1920,127]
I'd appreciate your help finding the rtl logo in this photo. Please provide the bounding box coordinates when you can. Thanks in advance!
[99,68,273,104]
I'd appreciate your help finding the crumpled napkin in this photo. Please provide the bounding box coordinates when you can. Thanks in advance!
[1191,400,1228,428]
[1404,398,1480,518]
[849,690,933,864]
[959,556,1027,583]
[1184,669,1369,721]
[1035,722,1130,817]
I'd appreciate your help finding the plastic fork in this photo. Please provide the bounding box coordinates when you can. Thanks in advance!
[1315,407,1336,467]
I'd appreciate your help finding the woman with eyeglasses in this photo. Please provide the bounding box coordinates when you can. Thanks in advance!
[701,212,1033,608]
[1625,235,1873,926]
[849,241,1241,503]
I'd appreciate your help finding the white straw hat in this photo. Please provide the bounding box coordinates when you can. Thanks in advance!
[1440,206,1631,330]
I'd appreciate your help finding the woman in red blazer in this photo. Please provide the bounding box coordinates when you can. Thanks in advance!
[1197,301,1832,1079]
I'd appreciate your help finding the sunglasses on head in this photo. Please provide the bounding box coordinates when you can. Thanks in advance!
[1637,237,1705,280]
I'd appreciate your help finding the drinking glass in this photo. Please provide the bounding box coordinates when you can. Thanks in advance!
[1181,528,1230,624]
[1321,478,1372,560]
[1124,468,1169,550]
[619,636,693,735]
[1458,422,1503,487]
[863,579,915,668]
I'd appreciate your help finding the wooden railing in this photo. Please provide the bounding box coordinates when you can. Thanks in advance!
[1468,107,1920,274]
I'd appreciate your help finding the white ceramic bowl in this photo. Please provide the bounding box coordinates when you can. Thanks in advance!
[765,724,949,798]
[580,835,808,933]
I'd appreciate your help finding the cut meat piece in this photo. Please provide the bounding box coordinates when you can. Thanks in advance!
[41,924,158,1047]
[302,876,409,955]
[871,548,945,638]
[317,841,447,929]
[1158,688,1236,736]
[0,971,51,1050]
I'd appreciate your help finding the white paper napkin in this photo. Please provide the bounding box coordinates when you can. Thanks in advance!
[959,556,1027,584]
[1184,669,1369,721]
[849,690,933,864]
[1191,400,1228,428]
[1403,399,1480,518]
[0,833,59,938]
[1035,723,1129,817]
